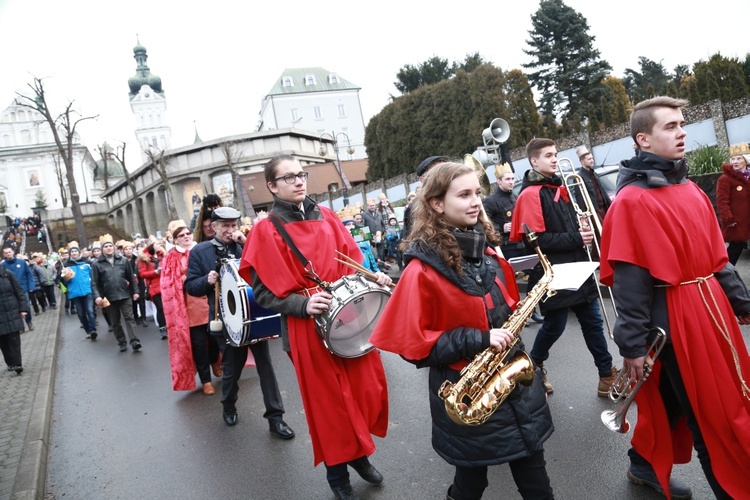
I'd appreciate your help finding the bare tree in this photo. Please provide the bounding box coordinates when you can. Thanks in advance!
[111,142,148,236]
[52,153,68,207]
[144,148,178,221]
[15,76,96,243]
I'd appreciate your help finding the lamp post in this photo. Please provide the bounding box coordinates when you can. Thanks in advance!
[319,132,354,207]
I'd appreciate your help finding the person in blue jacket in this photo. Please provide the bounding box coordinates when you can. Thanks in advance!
[61,241,98,340]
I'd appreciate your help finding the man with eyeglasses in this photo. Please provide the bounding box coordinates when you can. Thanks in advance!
[185,206,293,437]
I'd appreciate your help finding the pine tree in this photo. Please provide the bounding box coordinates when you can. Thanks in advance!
[504,69,543,147]
[523,0,612,121]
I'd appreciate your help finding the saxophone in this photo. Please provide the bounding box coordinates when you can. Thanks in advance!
[439,226,556,426]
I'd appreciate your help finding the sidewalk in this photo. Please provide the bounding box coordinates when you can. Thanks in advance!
[0,295,60,500]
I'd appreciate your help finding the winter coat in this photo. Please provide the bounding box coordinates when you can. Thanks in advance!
[91,254,137,302]
[62,258,93,299]
[138,246,165,297]
[483,187,525,252]
[0,266,29,336]
[362,209,385,240]
[37,262,57,286]
[371,241,553,467]
[716,163,750,242]
[514,169,598,313]
[1,257,35,293]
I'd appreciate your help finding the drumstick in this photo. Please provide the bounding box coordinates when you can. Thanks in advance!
[335,251,395,289]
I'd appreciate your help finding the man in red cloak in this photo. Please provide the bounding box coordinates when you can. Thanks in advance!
[240,155,390,500]
[599,96,750,499]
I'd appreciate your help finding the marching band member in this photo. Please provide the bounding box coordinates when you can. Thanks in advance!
[600,96,750,499]
[185,207,292,435]
[241,154,390,500]
[371,161,554,500]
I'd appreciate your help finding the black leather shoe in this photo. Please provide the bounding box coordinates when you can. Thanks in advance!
[131,340,142,352]
[269,420,295,439]
[15,366,22,375]
[223,410,238,427]
[90,331,98,341]
[627,464,692,499]
[118,343,127,352]
[330,482,359,500]
[349,456,383,484]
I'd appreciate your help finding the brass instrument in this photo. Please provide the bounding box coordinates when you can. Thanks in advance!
[463,153,504,259]
[439,225,557,426]
[558,157,617,338]
[601,328,667,433]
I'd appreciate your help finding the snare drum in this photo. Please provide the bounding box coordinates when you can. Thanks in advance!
[219,259,281,347]
[315,274,391,358]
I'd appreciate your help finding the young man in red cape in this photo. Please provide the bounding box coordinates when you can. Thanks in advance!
[240,154,390,500]
[599,96,750,499]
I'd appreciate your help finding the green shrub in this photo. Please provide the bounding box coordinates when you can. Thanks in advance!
[686,145,728,175]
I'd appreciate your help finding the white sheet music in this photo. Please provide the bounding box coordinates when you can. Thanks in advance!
[549,261,601,291]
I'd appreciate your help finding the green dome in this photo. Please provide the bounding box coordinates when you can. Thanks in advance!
[128,42,163,96]
[94,158,125,180]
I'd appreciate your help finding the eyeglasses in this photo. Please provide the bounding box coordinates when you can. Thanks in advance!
[271,172,308,184]
[177,231,192,238]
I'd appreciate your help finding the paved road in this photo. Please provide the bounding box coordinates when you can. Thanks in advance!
[43,298,748,499]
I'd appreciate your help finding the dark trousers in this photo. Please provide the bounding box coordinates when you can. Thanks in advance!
[217,337,284,422]
[530,300,613,377]
[450,451,553,500]
[0,331,22,368]
[71,294,96,334]
[629,344,730,498]
[726,241,746,266]
[107,298,140,345]
[41,284,56,307]
[150,294,166,328]
[190,325,220,384]
[28,291,40,316]
[34,289,48,309]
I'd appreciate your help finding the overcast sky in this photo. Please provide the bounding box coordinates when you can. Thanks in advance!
[1,0,747,168]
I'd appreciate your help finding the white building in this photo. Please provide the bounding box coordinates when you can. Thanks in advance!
[128,41,171,164]
[257,67,367,160]
[0,99,103,221]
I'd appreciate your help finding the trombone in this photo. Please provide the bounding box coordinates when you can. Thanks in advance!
[558,157,618,338]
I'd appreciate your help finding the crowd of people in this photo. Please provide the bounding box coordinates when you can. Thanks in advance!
[3,95,750,500]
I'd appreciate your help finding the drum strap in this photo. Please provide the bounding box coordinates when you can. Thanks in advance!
[269,215,325,287]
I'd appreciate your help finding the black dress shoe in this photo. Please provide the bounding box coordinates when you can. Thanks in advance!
[348,456,383,484]
[330,482,359,500]
[131,340,142,352]
[531,312,544,323]
[223,410,238,427]
[15,366,23,375]
[269,420,295,439]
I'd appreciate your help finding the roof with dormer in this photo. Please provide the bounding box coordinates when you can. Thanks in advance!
[266,67,359,96]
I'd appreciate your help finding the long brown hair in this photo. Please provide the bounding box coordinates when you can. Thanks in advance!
[405,162,499,273]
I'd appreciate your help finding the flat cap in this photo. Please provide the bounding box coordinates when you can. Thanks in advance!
[211,206,242,222]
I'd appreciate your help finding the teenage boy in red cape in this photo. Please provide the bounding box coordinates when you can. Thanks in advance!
[240,154,389,499]
[599,96,750,499]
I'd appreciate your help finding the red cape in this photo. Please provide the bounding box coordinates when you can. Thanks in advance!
[161,248,197,391]
[370,248,519,371]
[600,182,750,499]
[509,184,570,242]
[241,207,388,466]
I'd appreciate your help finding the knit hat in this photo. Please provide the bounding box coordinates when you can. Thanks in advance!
[67,241,80,251]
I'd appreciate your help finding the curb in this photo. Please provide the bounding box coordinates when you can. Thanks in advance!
[11,307,60,500]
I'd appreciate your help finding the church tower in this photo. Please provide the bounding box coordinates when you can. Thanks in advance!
[128,40,171,164]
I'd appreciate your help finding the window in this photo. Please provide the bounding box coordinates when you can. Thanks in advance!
[329,74,339,84]
[337,104,346,117]
[305,74,316,85]
[314,106,322,119]
[282,77,293,87]
[291,108,299,121]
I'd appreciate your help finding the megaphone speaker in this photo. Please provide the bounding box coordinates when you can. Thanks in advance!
[482,118,510,144]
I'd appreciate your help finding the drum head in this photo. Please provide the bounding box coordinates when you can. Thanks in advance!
[220,260,249,346]
[326,290,389,358]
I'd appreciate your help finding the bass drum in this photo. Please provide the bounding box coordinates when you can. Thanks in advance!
[219,259,280,347]
[315,274,391,358]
